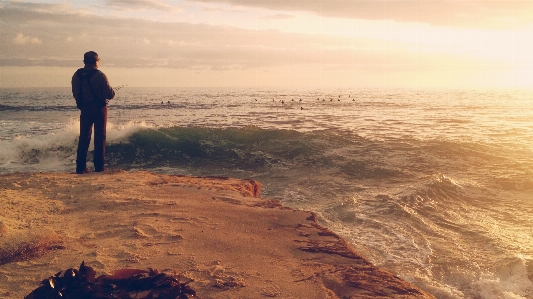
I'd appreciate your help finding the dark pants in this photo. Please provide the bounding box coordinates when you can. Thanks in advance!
[76,104,107,172]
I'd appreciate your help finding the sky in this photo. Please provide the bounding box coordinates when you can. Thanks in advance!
[1,0,533,88]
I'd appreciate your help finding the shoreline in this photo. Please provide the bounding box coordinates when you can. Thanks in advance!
[0,170,434,298]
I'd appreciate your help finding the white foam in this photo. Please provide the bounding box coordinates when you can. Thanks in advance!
[0,121,79,173]
[402,271,465,299]
[0,120,153,173]
[107,121,154,144]
[472,257,533,299]
[398,256,533,299]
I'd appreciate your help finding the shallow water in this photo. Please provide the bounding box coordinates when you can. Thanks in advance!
[1,87,533,298]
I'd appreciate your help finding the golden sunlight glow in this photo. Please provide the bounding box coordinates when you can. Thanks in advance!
[2,1,533,88]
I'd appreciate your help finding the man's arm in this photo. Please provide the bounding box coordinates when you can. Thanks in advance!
[71,72,83,109]
[99,72,115,100]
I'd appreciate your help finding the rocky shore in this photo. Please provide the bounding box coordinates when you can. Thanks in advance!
[0,170,434,298]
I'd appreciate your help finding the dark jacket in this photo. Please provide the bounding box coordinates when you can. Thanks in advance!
[72,66,115,108]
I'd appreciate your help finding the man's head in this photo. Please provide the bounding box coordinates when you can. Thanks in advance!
[83,51,100,66]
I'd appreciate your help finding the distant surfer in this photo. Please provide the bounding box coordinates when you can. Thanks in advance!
[71,51,115,174]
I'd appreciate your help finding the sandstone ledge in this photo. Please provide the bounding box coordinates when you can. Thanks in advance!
[0,170,434,298]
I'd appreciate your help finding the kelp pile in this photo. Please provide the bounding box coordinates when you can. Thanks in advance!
[25,261,196,299]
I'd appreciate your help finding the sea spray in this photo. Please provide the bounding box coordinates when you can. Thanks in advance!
[107,121,155,144]
[0,120,154,173]
[0,121,79,172]
[471,257,533,299]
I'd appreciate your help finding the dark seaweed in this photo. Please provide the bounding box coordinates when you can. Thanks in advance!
[24,261,196,299]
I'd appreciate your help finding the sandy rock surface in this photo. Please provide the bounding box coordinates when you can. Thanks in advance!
[0,170,434,298]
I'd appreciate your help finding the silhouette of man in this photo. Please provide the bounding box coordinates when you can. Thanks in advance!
[72,51,115,174]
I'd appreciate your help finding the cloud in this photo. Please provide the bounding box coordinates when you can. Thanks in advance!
[4,1,87,15]
[105,0,182,12]
[13,33,42,45]
[0,4,397,71]
[188,0,533,29]
[261,13,295,20]
[0,0,525,88]
[3,2,369,69]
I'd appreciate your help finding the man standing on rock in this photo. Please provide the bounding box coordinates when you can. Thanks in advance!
[72,51,115,174]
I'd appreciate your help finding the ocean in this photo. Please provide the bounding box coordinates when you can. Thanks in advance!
[1,87,532,298]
